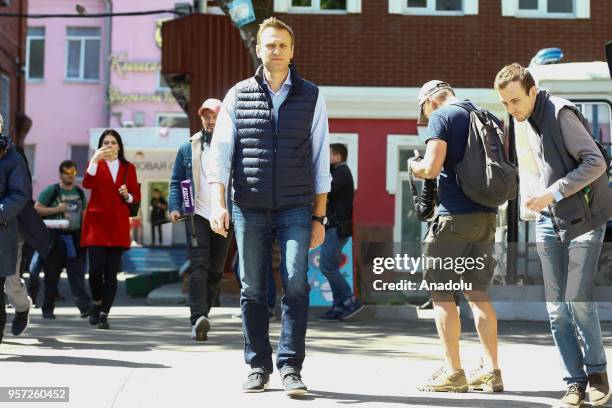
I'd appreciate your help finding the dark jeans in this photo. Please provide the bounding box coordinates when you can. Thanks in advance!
[233,253,276,309]
[88,247,124,314]
[0,277,5,342]
[233,203,311,373]
[41,236,92,315]
[151,223,162,246]
[319,227,351,308]
[186,215,232,325]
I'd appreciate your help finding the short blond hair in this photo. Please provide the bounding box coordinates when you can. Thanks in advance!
[257,17,294,47]
[494,63,536,94]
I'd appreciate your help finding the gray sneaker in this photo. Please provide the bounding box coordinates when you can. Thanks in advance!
[191,316,210,341]
[242,368,270,393]
[280,366,307,397]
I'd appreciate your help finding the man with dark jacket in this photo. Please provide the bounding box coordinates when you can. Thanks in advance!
[316,143,362,322]
[207,17,331,396]
[495,63,612,408]
[0,114,33,343]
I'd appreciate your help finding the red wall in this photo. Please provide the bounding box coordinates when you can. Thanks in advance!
[330,118,418,228]
[280,1,611,88]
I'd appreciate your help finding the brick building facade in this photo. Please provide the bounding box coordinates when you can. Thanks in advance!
[0,0,28,145]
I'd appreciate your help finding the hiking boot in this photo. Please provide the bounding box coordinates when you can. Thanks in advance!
[468,364,504,392]
[89,304,101,325]
[561,383,586,407]
[191,316,210,341]
[242,367,270,393]
[97,312,110,330]
[316,307,342,322]
[418,367,468,393]
[588,372,611,406]
[11,296,31,336]
[280,366,307,397]
[340,300,364,321]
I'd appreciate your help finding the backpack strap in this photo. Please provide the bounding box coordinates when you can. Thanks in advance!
[46,183,61,207]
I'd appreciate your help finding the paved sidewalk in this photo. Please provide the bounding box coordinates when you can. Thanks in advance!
[1,297,611,408]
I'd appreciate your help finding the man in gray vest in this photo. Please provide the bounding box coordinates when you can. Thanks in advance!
[207,17,331,397]
[495,63,612,408]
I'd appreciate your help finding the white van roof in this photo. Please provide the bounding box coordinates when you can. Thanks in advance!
[529,61,612,99]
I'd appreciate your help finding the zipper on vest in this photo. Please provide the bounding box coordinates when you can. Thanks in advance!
[264,92,278,209]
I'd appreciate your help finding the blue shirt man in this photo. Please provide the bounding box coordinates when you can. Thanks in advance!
[207,18,330,396]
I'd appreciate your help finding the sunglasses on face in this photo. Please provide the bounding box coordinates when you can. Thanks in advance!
[62,169,78,176]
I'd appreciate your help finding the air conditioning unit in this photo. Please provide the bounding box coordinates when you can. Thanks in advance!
[0,0,12,6]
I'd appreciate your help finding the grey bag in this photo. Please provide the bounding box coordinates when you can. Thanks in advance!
[453,102,518,208]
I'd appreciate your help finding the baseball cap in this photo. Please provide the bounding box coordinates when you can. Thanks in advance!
[198,98,222,116]
[417,80,453,125]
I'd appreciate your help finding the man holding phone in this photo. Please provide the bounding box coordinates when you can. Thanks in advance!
[409,80,502,394]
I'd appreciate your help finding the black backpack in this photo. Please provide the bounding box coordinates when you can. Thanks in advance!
[452,102,518,208]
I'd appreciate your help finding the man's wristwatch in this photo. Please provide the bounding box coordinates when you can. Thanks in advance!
[312,215,328,226]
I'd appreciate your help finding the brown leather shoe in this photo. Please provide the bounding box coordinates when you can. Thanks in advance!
[588,372,611,406]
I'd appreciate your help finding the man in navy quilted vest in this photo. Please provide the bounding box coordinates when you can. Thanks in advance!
[207,17,331,397]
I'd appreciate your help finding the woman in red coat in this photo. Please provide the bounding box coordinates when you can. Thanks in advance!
[81,129,140,329]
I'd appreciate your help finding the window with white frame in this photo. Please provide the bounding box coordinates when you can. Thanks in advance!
[329,133,359,188]
[65,27,101,81]
[157,71,170,92]
[502,0,589,18]
[156,112,189,128]
[26,27,45,81]
[389,0,478,15]
[274,0,361,13]
[291,0,345,12]
[385,135,428,245]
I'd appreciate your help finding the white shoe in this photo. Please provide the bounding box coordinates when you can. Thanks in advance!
[190,316,210,341]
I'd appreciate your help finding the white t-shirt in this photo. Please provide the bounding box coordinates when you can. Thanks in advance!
[195,143,211,220]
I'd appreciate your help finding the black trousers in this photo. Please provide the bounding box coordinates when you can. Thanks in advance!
[88,247,124,314]
[151,223,162,245]
[186,215,232,325]
[41,235,91,315]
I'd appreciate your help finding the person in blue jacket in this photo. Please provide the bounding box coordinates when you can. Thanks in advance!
[169,98,232,342]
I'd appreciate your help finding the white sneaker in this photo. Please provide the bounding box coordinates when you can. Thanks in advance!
[190,316,210,341]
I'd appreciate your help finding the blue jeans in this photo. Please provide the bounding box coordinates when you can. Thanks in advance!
[233,253,276,309]
[319,227,352,308]
[536,214,607,386]
[233,203,311,372]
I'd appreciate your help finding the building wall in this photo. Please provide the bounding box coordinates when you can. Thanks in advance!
[25,0,108,196]
[0,0,27,144]
[109,0,183,129]
[278,0,611,88]
[25,0,186,198]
